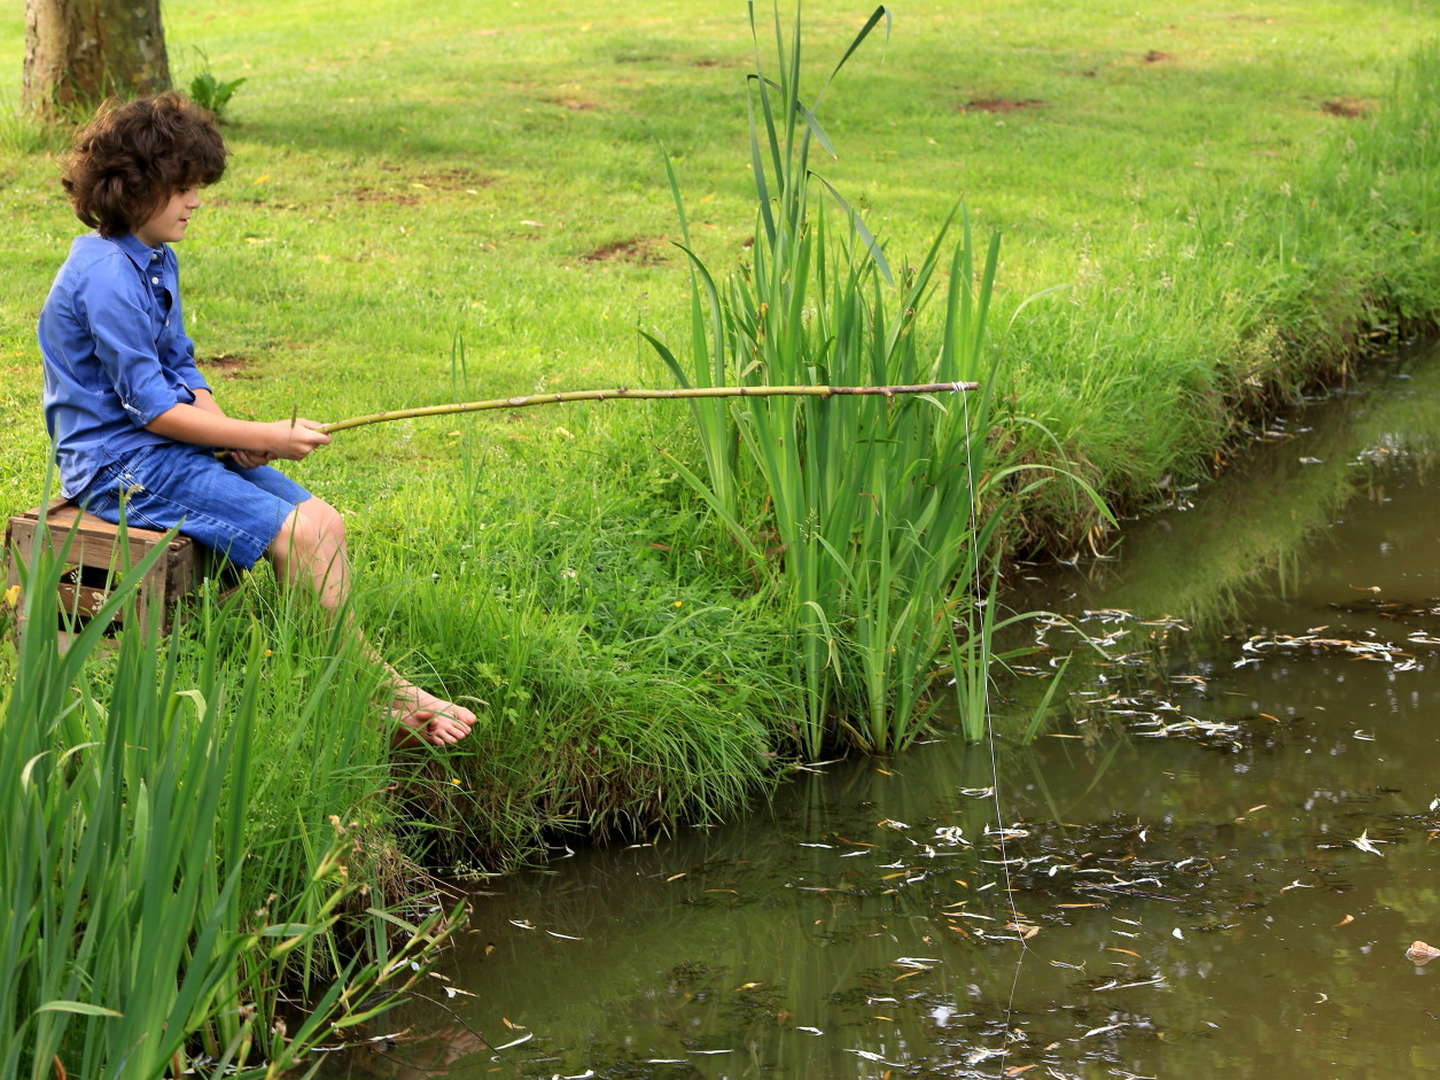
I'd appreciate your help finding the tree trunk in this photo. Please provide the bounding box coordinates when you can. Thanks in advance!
[22,0,170,121]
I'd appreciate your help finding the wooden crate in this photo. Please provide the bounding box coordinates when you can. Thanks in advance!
[5,497,225,637]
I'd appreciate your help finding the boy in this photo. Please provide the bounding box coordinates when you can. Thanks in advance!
[37,92,475,744]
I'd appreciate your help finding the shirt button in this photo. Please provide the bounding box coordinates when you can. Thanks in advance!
[151,276,160,284]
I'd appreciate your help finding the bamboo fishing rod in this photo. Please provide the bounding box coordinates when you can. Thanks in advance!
[318,381,980,435]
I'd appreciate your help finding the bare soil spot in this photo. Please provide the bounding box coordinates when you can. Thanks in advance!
[550,96,600,111]
[413,167,496,190]
[350,168,494,205]
[201,353,257,379]
[961,97,1044,113]
[1321,98,1373,118]
[1143,50,1172,63]
[580,237,666,265]
[353,187,420,206]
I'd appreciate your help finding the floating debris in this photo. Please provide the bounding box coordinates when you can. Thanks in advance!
[1406,941,1440,965]
[1351,830,1387,856]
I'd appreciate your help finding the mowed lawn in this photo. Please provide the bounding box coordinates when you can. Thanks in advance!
[1,0,1437,530]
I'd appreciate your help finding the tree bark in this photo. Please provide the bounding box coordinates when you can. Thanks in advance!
[22,0,170,121]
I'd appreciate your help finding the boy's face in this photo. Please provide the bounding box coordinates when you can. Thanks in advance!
[134,186,201,248]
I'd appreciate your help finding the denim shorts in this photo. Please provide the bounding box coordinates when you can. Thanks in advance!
[79,443,313,569]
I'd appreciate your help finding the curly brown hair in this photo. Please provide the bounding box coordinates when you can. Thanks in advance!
[62,92,228,238]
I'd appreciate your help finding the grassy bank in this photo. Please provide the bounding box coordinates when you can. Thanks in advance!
[2,1,1440,1061]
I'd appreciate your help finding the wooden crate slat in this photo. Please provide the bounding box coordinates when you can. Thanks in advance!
[5,500,225,638]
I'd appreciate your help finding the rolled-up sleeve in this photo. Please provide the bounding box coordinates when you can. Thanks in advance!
[76,260,187,428]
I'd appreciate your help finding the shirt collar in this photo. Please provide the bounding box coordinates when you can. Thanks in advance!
[111,232,167,271]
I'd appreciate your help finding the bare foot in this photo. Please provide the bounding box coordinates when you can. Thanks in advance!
[390,685,477,746]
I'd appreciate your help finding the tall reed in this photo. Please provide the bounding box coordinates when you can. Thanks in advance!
[648,3,1100,752]
[0,506,453,1077]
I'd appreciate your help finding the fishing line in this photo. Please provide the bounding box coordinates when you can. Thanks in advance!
[960,387,1029,1075]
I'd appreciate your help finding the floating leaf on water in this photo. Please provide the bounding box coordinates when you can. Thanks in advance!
[1406,941,1440,965]
[796,1026,824,1035]
[847,1048,895,1064]
[1352,830,1386,856]
[491,1031,534,1051]
[507,919,535,930]
[892,956,940,968]
[1335,914,1355,927]
[545,930,583,940]
[1080,1022,1128,1039]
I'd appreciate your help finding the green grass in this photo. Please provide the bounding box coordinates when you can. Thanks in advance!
[0,508,456,1076]
[3,1,1438,515]
[0,5,1439,1049]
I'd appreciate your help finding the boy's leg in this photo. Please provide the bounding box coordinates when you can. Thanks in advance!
[268,497,477,744]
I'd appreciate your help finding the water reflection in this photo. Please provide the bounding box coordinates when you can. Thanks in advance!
[324,344,1440,1079]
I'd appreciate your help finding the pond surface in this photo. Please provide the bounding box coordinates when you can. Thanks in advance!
[328,344,1440,1079]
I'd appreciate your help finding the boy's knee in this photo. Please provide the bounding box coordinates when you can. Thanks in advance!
[299,498,345,544]
[272,498,343,559]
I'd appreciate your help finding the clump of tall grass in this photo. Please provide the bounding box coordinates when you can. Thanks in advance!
[353,439,790,865]
[0,508,455,1076]
[648,4,1104,752]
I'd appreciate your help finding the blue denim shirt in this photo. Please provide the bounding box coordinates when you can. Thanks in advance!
[38,232,212,498]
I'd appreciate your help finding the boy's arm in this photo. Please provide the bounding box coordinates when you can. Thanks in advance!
[188,390,270,467]
[146,402,330,460]
[191,387,224,416]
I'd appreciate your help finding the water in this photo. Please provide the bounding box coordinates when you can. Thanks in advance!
[329,345,1440,1079]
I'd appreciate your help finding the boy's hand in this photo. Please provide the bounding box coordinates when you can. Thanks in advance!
[229,449,275,469]
[265,418,331,460]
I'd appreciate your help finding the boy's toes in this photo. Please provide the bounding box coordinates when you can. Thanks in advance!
[390,687,477,745]
[431,714,471,743]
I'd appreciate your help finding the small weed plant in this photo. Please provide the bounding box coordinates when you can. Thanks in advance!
[188,51,246,122]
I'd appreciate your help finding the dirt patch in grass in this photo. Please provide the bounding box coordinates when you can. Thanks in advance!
[579,237,666,265]
[1321,97,1373,118]
[352,168,494,205]
[1144,50,1173,63]
[201,353,257,379]
[353,187,421,206]
[549,96,601,111]
[961,97,1045,113]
